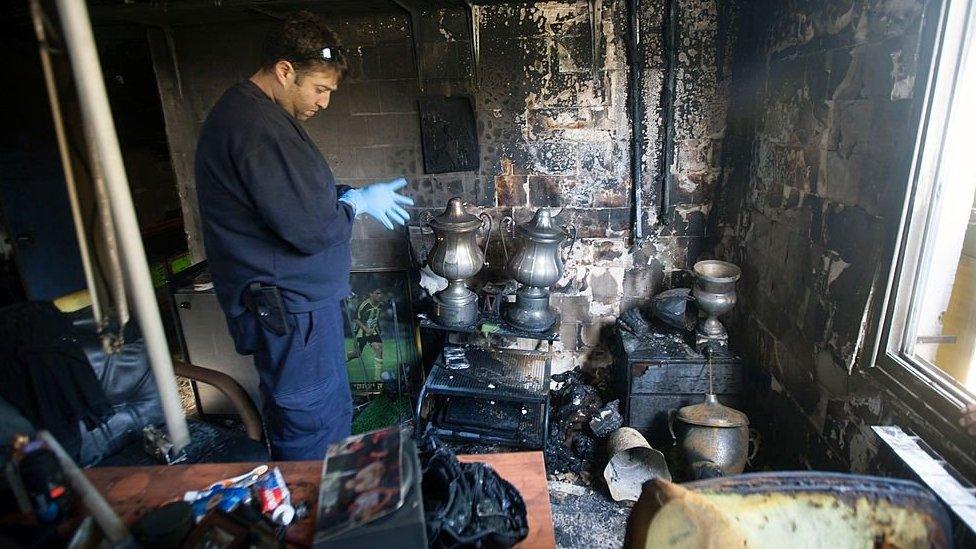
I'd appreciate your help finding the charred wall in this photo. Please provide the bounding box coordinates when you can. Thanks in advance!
[711,0,976,476]
[141,0,736,369]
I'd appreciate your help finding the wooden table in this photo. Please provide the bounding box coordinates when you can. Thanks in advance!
[82,451,555,548]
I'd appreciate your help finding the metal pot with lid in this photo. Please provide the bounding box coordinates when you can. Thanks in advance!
[424,197,492,327]
[501,208,576,331]
[672,393,755,478]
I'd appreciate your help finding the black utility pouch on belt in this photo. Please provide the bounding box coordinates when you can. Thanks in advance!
[244,283,291,336]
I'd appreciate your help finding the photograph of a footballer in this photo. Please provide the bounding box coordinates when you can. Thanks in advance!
[347,288,385,374]
[343,270,418,392]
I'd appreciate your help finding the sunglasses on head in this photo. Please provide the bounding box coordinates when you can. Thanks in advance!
[289,46,345,63]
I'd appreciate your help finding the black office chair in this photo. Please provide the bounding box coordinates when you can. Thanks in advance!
[0,302,268,467]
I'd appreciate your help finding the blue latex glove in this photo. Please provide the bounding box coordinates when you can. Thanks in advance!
[339,178,414,230]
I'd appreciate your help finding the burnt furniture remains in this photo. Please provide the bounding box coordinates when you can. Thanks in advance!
[419,347,550,448]
[415,310,558,450]
[613,307,750,449]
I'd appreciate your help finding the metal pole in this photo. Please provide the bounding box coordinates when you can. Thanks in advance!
[626,0,645,241]
[54,0,189,450]
[29,0,102,324]
[659,0,678,225]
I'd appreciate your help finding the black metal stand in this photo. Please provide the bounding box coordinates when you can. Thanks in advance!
[415,303,558,449]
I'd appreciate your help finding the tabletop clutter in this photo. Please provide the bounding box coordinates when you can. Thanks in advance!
[177,464,302,542]
[2,425,530,548]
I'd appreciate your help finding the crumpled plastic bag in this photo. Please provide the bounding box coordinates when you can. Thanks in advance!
[419,435,529,548]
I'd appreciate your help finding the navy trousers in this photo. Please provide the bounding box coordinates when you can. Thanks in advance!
[228,300,352,461]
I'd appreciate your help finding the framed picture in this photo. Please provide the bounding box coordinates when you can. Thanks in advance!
[344,269,420,394]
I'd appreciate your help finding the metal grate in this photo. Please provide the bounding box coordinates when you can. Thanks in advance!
[425,347,549,401]
[418,311,560,342]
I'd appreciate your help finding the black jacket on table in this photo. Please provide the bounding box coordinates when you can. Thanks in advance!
[195,80,355,319]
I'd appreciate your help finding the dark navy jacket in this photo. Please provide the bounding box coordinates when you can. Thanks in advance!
[195,80,354,318]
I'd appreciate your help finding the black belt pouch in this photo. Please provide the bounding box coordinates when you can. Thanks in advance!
[244,283,292,336]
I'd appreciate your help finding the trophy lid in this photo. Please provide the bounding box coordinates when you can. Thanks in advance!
[675,393,749,427]
[430,197,483,232]
[516,208,566,243]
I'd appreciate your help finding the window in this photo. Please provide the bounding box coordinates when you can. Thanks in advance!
[875,0,976,413]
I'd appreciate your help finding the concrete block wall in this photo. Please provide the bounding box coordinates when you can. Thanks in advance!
[709,0,976,476]
[469,1,631,371]
[143,0,733,371]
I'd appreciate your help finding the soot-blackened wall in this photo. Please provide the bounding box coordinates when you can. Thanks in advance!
[710,0,976,476]
[143,0,735,369]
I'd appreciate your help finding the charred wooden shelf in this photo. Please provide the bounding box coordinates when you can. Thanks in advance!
[428,398,548,449]
[425,347,549,401]
[415,297,558,450]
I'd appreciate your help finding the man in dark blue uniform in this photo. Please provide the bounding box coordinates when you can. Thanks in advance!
[194,12,412,460]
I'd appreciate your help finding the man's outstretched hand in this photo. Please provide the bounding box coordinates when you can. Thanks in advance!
[960,403,976,436]
[340,178,414,230]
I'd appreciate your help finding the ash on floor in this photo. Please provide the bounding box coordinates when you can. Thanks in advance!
[444,441,518,455]
[549,481,631,549]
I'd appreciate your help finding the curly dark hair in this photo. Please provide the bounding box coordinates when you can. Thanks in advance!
[261,11,348,81]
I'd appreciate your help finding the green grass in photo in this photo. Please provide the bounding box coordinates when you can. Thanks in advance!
[351,394,412,434]
[344,337,415,383]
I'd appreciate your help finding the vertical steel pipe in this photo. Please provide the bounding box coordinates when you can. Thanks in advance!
[626,0,645,241]
[54,0,190,450]
[659,0,678,225]
[29,0,102,323]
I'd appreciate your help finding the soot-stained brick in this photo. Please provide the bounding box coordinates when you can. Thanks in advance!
[591,239,624,264]
[529,175,567,207]
[590,269,621,304]
[495,177,528,207]
[592,177,630,208]
[708,0,954,475]
[550,294,591,325]
[824,203,883,263]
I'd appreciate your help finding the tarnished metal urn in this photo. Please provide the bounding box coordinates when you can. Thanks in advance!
[503,208,575,331]
[673,394,752,478]
[692,260,741,343]
[426,197,492,327]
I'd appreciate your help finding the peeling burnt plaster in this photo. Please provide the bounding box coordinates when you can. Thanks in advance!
[827,256,850,286]
[674,202,711,221]
[708,0,962,475]
[890,49,916,100]
[158,0,734,372]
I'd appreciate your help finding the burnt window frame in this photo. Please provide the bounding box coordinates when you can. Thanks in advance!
[870,0,976,456]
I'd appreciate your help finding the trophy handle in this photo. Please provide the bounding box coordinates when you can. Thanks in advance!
[479,212,493,266]
[419,210,435,229]
[561,224,578,263]
[500,215,516,263]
